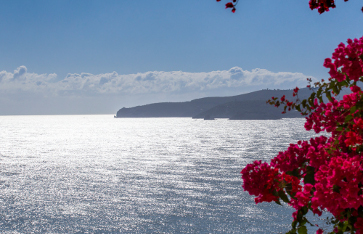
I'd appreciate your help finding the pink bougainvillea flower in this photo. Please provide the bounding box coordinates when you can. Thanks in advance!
[240,31,363,234]
[225,2,234,8]
[350,85,361,93]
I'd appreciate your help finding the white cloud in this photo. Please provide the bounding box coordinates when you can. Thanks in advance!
[13,65,27,79]
[0,66,318,115]
[0,66,316,96]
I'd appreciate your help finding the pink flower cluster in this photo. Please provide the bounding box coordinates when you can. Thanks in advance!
[324,37,363,82]
[309,0,337,14]
[216,0,237,13]
[218,0,363,14]
[313,155,363,217]
[309,0,362,14]
[241,36,363,233]
[241,161,302,204]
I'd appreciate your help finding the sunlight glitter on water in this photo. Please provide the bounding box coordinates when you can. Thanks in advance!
[0,115,320,233]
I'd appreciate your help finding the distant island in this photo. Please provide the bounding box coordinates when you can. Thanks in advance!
[115,88,314,120]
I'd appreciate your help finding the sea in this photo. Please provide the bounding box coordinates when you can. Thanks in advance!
[0,115,327,233]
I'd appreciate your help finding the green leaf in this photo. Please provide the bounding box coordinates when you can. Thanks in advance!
[350,106,357,114]
[300,218,307,226]
[308,98,314,106]
[342,220,349,231]
[340,80,349,87]
[333,85,339,95]
[292,220,298,229]
[292,169,300,177]
[301,99,307,108]
[326,91,332,102]
[329,80,336,89]
[278,190,289,203]
[304,167,315,185]
[297,210,304,222]
[286,168,300,177]
[345,115,353,122]
[275,199,282,206]
[295,105,301,112]
[333,185,340,193]
[336,127,343,132]
[297,225,307,234]
[301,207,308,215]
[286,231,297,234]
[285,183,293,195]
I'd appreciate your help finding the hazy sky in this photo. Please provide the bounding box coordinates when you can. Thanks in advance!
[0,0,362,115]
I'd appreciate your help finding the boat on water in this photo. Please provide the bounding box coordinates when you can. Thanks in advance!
[203,115,215,120]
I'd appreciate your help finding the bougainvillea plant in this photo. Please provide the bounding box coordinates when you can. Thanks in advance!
[244,36,363,234]
[216,0,239,13]
[216,1,363,233]
[217,0,363,13]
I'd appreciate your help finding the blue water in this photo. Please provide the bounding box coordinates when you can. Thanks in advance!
[0,115,323,233]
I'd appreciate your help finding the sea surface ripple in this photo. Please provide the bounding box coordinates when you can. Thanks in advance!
[0,115,320,233]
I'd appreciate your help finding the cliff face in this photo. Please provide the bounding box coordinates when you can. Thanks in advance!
[192,100,302,120]
[115,88,313,120]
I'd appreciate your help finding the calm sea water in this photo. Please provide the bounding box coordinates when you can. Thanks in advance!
[0,115,322,233]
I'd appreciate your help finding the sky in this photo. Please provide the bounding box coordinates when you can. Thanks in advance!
[0,0,362,115]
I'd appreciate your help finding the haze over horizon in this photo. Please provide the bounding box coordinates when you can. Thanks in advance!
[0,65,317,115]
[0,0,361,115]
